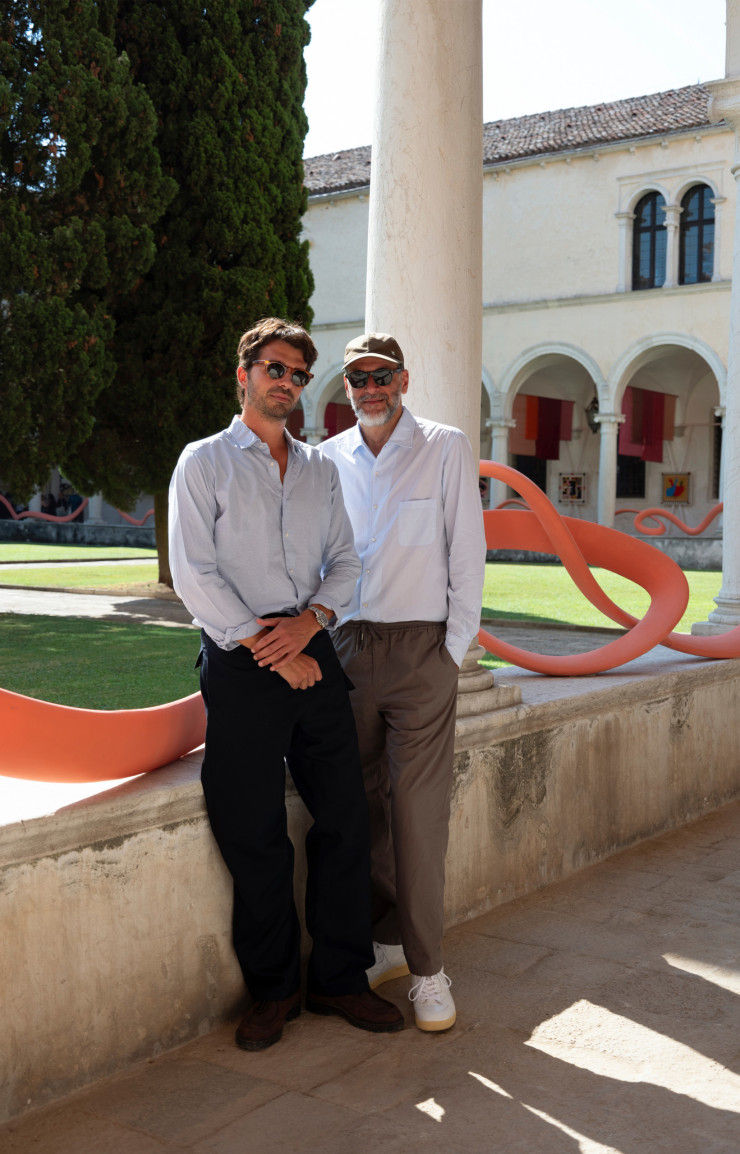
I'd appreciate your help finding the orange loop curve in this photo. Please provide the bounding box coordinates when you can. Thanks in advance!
[479,461,740,672]
[0,687,206,784]
[0,494,89,522]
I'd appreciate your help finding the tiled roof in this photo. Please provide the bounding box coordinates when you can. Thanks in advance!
[304,84,717,196]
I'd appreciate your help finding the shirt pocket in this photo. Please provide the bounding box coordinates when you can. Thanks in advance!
[398,498,437,546]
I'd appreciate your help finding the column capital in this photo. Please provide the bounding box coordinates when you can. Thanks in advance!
[300,426,328,446]
[593,413,625,431]
[714,405,726,421]
[661,203,682,228]
[485,417,516,430]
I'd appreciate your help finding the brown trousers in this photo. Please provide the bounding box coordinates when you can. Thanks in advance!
[332,621,459,976]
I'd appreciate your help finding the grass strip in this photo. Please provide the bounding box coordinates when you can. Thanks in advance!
[0,562,157,589]
[482,563,720,634]
[0,615,200,709]
[0,544,156,563]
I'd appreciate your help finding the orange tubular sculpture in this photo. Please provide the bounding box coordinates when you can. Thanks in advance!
[3,462,740,784]
[479,461,740,673]
[1,688,206,784]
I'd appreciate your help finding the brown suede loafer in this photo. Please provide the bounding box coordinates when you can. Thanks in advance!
[305,988,404,1033]
[235,991,301,1051]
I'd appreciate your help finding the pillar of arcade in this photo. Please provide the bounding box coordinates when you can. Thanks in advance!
[595,413,624,528]
[364,0,521,713]
[696,0,740,633]
[364,0,483,455]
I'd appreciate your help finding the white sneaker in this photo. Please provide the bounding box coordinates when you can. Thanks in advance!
[366,942,409,990]
[409,969,456,1032]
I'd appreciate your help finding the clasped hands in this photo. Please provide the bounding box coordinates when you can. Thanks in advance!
[239,609,326,690]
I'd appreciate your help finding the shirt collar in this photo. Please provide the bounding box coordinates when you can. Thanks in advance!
[349,405,417,455]
[227,414,302,455]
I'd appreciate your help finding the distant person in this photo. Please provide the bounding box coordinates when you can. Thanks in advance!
[169,317,403,1051]
[67,492,84,520]
[320,332,487,1033]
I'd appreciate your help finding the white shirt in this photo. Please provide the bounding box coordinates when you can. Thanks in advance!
[319,406,486,667]
[169,416,360,649]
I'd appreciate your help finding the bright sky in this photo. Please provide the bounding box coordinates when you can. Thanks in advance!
[304,0,728,158]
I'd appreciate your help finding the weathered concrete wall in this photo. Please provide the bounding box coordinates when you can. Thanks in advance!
[2,652,740,1122]
[0,521,155,547]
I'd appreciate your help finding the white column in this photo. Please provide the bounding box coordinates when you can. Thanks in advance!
[87,494,104,524]
[595,414,624,527]
[484,418,515,508]
[700,36,740,630]
[703,163,740,629]
[28,491,42,514]
[365,0,483,455]
[616,212,634,292]
[662,203,681,288]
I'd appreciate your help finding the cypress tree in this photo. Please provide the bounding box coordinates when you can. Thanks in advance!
[65,0,315,582]
[0,0,173,499]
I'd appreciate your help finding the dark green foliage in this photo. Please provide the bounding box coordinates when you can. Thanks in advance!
[0,0,174,499]
[64,0,315,515]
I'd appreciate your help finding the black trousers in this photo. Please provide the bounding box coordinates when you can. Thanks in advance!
[198,629,374,1001]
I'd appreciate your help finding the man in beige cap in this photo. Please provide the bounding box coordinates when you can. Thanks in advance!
[319,333,486,1031]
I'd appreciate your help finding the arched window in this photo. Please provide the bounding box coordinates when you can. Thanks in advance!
[632,192,667,290]
[679,184,715,285]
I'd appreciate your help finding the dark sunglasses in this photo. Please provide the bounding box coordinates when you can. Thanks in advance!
[250,359,313,389]
[345,367,403,389]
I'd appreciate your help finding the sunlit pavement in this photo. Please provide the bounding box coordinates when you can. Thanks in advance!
[2,800,739,1152]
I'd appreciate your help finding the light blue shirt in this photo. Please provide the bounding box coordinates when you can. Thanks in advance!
[319,407,487,667]
[169,416,361,649]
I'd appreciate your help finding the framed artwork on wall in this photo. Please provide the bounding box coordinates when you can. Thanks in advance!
[558,473,586,504]
[662,474,690,504]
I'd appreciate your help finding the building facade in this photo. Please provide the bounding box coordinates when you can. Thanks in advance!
[297,84,732,563]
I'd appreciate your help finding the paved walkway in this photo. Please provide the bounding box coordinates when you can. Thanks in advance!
[2,800,739,1153]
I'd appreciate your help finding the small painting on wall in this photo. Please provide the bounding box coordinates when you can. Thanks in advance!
[558,473,586,504]
[662,473,690,504]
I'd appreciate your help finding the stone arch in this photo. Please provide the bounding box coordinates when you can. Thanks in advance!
[673,174,721,206]
[625,182,671,214]
[500,342,608,417]
[608,333,726,409]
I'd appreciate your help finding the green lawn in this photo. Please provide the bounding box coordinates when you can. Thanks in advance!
[0,543,156,563]
[0,561,723,703]
[482,563,720,635]
[1,562,158,589]
[0,615,200,709]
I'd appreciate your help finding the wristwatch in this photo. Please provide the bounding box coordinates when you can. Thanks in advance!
[306,605,330,630]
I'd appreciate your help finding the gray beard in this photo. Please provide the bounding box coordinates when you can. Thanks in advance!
[350,391,402,428]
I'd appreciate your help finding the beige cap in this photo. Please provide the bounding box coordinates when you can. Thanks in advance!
[343,332,404,370]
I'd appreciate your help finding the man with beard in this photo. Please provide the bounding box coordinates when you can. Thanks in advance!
[169,318,403,1051]
[319,332,486,1033]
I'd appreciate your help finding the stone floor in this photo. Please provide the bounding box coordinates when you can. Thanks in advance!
[2,800,739,1154]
